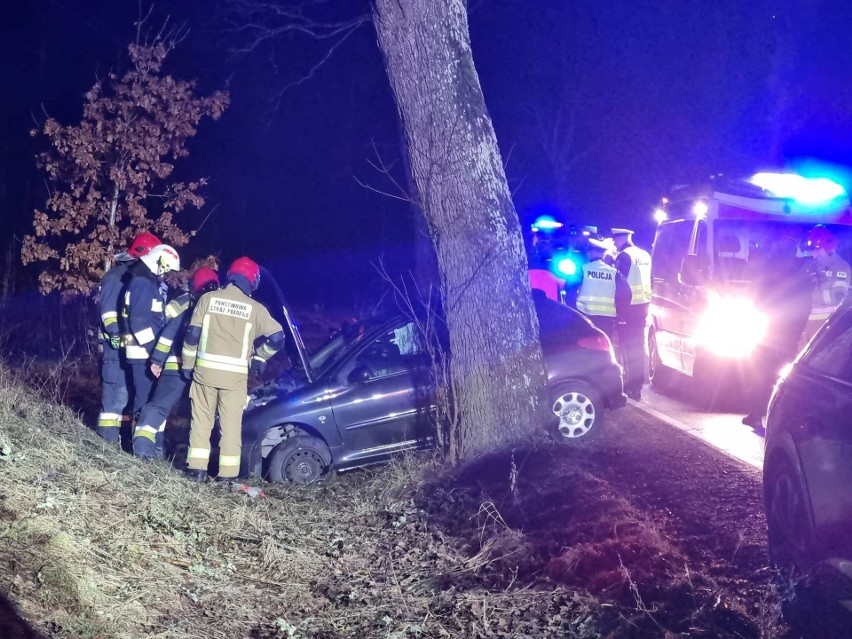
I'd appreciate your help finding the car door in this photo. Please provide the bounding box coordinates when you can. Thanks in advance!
[781,313,852,554]
[651,218,696,373]
[329,320,432,455]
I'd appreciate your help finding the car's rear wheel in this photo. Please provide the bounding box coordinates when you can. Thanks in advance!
[765,455,822,625]
[267,436,331,485]
[648,328,674,390]
[550,381,603,444]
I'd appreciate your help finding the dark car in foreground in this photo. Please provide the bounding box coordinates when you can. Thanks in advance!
[764,299,852,631]
[238,280,626,484]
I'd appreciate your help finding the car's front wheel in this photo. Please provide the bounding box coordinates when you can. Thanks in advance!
[648,327,674,390]
[550,381,603,444]
[267,436,331,485]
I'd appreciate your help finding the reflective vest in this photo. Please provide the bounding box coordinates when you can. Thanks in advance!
[622,245,652,304]
[809,253,851,321]
[577,261,617,317]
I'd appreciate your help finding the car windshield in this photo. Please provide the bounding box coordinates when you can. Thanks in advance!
[712,220,852,283]
[308,320,380,374]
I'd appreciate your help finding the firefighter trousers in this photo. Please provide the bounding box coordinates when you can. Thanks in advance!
[133,372,187,459]
[97,353,128,443]
[128,361,156,414]
[187,381,247,479]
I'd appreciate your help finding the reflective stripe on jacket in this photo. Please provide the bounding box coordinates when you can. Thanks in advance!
[121,265,165,361]
[621,245,652,304]
[183,284,284,389]
[152,293,192,372]
[577,261,617,317]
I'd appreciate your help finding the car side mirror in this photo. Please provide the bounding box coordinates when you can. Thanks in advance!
[347,366,371,385]
[679,254,708,286]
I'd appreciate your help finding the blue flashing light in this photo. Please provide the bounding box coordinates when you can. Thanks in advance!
[554,255,579,278]
[749,173,847,205]
[531,215,564,233]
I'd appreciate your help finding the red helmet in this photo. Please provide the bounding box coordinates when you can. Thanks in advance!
[227,257,261,289]
[190,267,219,296]
[128,232,161,258]
[807,225,837,252]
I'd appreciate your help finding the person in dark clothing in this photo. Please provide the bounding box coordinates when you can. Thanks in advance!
[742,236,812,431]
[132,267,220,460]
[95,232,160,443]
[613,229,652,401]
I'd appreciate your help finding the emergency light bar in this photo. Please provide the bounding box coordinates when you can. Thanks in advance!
[531,215,564,232]
[748,173,847,205]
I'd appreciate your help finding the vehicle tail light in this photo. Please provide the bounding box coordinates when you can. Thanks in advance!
[577,334,611,352]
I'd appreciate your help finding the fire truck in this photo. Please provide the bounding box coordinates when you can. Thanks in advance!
[648,172,852,400]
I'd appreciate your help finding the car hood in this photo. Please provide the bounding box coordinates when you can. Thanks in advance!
[259,267,314,383]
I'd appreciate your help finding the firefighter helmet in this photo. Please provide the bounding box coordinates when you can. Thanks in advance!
[807,225,837,252]
[127,232,161,258]
[227,257,261,290]
[140,244,181,277]
[190,267,219,297]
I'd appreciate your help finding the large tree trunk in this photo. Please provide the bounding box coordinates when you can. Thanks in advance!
[373,0,552,460]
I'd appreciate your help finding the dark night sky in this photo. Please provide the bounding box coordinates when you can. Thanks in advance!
[2,0,852,306]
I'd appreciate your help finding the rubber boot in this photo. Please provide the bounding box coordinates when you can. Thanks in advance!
[133,436,156,460]
[96,426,121,444]
[184,469,207,483]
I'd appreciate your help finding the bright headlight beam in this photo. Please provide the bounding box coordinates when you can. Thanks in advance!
[694,297,768,358]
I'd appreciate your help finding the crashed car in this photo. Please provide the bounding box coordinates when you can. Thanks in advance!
[236,276,626,484]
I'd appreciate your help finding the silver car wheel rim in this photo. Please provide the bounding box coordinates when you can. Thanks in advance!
[552,392,595,439]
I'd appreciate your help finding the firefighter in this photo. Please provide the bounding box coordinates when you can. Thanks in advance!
[181,257,286,482]
[121,244,181,418]
[132,267,220,460]
[742,237,811,431]
[613,228,652,401]
[96,232,161,443]
[800,225,850,347]
[576,238,631,341]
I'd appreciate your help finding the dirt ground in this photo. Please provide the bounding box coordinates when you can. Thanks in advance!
[0,361,807,638]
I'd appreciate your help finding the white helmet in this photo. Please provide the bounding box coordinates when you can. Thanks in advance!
[140,244,180,277]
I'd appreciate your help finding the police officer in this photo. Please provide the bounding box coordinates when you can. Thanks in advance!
[613,228,652,401]
[96,232,161,443]
[181,257,286,482]
[576,238,631,340]
[121,244,181,417]
[800,225,850,347]
[132,267,219,460]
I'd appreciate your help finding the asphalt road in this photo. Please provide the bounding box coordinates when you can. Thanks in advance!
[629,379,766,470]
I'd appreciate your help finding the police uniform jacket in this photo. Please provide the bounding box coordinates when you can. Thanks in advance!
[577,259,621,317]
[121,261,166,362]
[615,243,652,305]
[182,282,285,390]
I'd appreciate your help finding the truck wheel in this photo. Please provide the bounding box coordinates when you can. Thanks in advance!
[648,328,674,390]
[550,381,604,444]
[267,436,331,485]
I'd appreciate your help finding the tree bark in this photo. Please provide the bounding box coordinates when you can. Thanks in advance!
[373,0,552,460]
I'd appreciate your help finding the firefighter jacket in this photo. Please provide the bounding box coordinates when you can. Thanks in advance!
[98,259,132,346]
[151,293,192,373]
[616,244,652,305]
[182,283,285,390]
[121,261,166,362]
[809,252,851,322]
[577,259,631,318]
